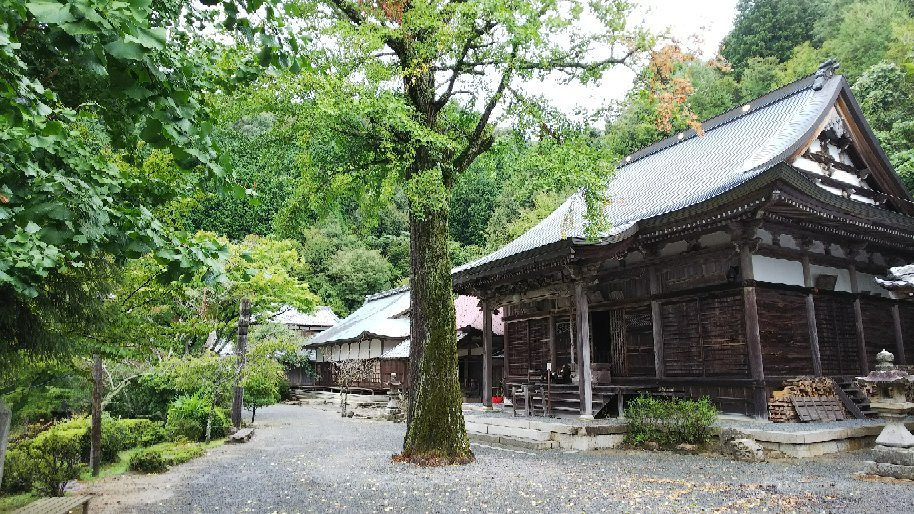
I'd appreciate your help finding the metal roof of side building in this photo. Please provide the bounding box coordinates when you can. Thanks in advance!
[273,305,340,327]
[306,287,503,348]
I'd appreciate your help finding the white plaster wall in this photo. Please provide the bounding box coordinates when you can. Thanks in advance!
[752,255,805,286]
[779,234,800,250]
[699,230,730,248]
[660,240,687,257]
[369,339,383,358]
[757,229,774,246]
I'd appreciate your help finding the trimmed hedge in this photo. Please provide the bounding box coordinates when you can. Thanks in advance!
[1,416,167,495]
[128,441,209,474]
[625,395,717,447]
[128,448,167,473]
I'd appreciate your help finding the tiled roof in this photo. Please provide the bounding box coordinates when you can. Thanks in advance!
[305,288,411,347]
[453,73,845,279]
[380,339,410,359]
[273,305,339,327]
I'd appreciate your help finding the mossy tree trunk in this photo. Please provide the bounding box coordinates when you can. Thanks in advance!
[401,204,472,464]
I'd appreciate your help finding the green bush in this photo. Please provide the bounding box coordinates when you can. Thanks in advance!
[27,428,85,496]
[128,448,167,473]
[625,395,717,447]
[1,446,32,494]
[128,441,209,474]
[118,419,166,448]
[165,394,229,442]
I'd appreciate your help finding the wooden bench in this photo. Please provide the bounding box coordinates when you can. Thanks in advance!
[13,495,91,514]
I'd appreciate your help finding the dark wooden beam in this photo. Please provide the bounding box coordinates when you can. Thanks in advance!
[574,281,593,418]
[739,239,768,418]
[848,264,869,373]
[800,248,823,376]
[481,299,493,409]
[892,304,907,365]
[547,315,557,374]
[648,265,665,379]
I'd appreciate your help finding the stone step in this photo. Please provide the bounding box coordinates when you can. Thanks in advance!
[469,432,558,450]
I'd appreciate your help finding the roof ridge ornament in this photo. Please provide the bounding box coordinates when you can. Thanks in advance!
[813,59,840,91]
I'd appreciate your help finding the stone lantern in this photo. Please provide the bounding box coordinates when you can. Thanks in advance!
[386,373,403,421]
[859,349,914,479]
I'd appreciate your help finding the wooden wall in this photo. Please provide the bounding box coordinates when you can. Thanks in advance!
[861,298,897,369]
[814,295,860,376]
[504,318,549,377]
[757,288,813,376]
[660,291,748,377]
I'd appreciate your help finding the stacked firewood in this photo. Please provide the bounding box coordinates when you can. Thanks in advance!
[767,376,840,423]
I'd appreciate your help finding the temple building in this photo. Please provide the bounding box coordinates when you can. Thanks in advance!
[452,62,914,418]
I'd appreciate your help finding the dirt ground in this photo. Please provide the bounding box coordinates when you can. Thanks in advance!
[75,404,914,513]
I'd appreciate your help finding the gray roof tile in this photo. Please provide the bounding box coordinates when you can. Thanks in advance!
[454,74,843,278]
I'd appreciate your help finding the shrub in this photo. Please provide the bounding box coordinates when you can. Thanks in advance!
[128,441,209,474]
[165,394,229,442]
[27,429,85,496]
[118,419,166,448]
[1,446,32,494]
[128,448,167,473]
[625,395,717,447]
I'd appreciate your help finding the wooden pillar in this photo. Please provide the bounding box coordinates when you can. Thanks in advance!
[481,299,493,409]
[648,265,664,378]
[801,254,823,376]
[848,265,869,373]
[740,241,767,418]
[574,281,593,418]
[547,315,557,372]
[892,304,907,365]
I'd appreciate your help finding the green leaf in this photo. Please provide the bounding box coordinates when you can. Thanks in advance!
[105,41,146,61]
[26,1,75,24]
[24,221,41,234]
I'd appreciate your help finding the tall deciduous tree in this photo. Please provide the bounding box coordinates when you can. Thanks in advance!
[720,0,821,76]
[296,0,649,464]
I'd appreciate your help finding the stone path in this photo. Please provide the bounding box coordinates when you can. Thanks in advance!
[82,404,914,513]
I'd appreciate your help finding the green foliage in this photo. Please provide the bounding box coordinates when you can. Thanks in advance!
[25,428,85,496]
[118,419,166,449]
[721,0,822,76]
[128,439,212,473]
[624,395,718,447]
[326,248,395,312]
[127,448,168,474]
[165,394,230,442]
[1,446,31,494]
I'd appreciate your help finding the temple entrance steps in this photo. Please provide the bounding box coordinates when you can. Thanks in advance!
[463,412,627,451]
[835,379,878,419]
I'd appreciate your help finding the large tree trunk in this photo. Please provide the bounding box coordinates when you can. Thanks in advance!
[0,398,11,487]
[90,354,103,476]
[400,205,473,464]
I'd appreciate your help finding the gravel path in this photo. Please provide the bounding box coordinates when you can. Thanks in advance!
[84,404,914,513]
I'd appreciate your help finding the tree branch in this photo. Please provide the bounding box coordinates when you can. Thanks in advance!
[452,46,517,175]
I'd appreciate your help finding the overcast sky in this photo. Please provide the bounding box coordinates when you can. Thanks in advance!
[537,0,738,119]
